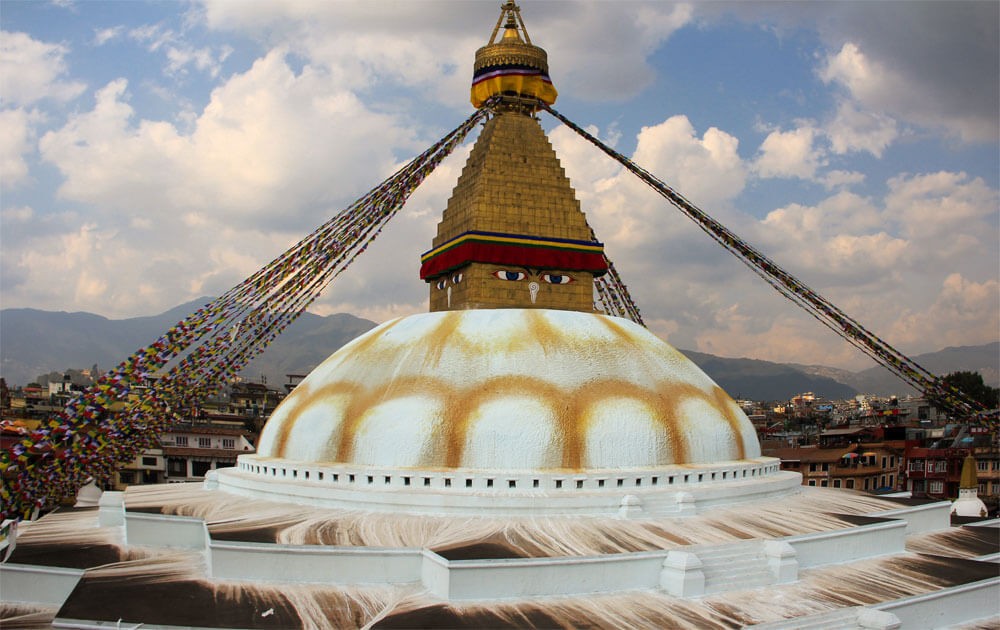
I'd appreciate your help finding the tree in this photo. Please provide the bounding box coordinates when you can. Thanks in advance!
[934,371,1000,411]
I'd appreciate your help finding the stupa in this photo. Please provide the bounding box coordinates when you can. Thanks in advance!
[951,454,989,518]
[234,0,773,517]
[2,4,997,628]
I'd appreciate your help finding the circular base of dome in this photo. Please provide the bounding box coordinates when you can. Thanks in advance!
[213,454,799,517]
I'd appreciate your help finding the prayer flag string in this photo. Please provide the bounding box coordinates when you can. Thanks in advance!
[540,101,984,420]
[0,104,492,520]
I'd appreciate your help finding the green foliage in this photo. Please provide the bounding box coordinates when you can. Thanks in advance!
[938,371,1000,410]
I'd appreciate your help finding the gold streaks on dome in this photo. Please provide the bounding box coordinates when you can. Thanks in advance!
[257,310,760,471]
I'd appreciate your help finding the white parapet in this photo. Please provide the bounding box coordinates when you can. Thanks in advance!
[210,540,423,585]
[0,563,83,605]
[764,540,798,584]
[873,501,951,535]
[215,455,798,518]
[874,577,1000,629]
[125,511,209,550]
[97,491,125,527]
[784,518,906,569]
[660,551,705,597]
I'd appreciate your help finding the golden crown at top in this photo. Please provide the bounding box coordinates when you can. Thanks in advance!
[470,1,558,110]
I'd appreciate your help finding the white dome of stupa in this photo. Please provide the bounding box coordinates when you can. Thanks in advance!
[256,308,760,471]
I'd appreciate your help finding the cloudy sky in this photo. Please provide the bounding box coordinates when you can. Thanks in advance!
[1,0,997,371]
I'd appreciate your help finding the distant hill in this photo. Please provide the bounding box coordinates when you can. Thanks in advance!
[1,300,996,401]
[0,298,376,388]
[0,297,218,386]
[842,342,1000,396]
[681,350,858,401]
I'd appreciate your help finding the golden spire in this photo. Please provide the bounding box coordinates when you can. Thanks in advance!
[421,2,605,313]
[959,453,978,489]
[471,2,557,111]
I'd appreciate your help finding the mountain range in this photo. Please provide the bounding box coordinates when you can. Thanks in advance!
[2,298,996,401]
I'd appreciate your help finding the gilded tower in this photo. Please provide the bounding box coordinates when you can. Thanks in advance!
[420,2,607,312]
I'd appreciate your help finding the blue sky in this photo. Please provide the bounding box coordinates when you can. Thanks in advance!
[1,0,997,373]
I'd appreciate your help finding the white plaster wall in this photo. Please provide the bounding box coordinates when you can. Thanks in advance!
[210,541,423,584]
[439,553,666,600]
[0,563,82,605]
[420,551,451,599]
[125,512,208,550]
[874,501,951,535]
[875,578,1000,629]
[784,519,906,569]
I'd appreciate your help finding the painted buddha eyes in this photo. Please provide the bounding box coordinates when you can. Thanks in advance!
[492,270,575,284]
[436,273,464,290]
[541,273,574,285]
[493,270,526,281]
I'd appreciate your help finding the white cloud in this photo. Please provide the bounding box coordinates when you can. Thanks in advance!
[1,205,33,222]
[0,108,35,187]
[128,24,174,53]
[196,1,695,105]
[819,40,995,143]
[630,115,746,210]
[93,26,124,46]
[754,125,824,180]
[825,99,898,157]
[165,43,233,78]
[885,171,998,242]
[887,274,1000,351]
[22,46,457,317]
[38,51,416,227]
[0,31,86,107]
[760,191,903,281]
[821,169,865,191]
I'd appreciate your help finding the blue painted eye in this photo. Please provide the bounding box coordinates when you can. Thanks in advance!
[451,273,463,284]
[541,273,574,285]
[436,279,447,290]
[493,270,526,281]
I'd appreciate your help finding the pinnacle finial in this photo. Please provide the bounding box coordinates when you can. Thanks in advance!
[471,2,557,110]
[488,2,532,45]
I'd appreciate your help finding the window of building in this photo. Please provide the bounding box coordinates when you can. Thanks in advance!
[167,458,186,476]
[929,480,944,494]
[119,471,135,484]
[198,437,211,448]
[935,460,948,473]
[809,463,817,472]
[142,456,157,467]
[909,460,924,472]
[846,479,855,489]
[978,483,987,494]
[864,478,870,490]
[175,436,188,447]
[890,456,896,468]
[881,456,887,469]
[808,480,816,486]
[977,460,990,472]
[820,480,828,487]
[191,461,212,477]
[222,438,235,449]
[833,479,841,488]
[888,474,894,488]
[821,463,829,472]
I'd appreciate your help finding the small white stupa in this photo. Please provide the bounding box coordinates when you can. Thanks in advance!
[951,453,988,518]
